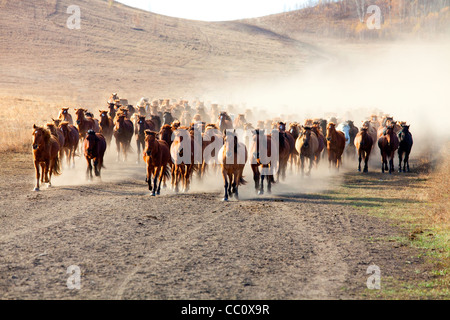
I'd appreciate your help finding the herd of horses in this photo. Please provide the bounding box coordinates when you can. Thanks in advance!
[31,94,414,200]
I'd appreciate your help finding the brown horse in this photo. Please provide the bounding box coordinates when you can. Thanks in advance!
[250,129,275,195]
[99,110,114,147]
[135,116,157,163]
[113,114,134,162]
[170,128,200,193]
[312,122,325,166]
[378,124,399,174]
[84,130,107,180]
[217,112,233,133]
[57,108,73,125]
[32,125,61,191]
[295,126,319,176]
[398,124,413,173]
[219,131,248,201]
[274,123,292,182]
[58,121,79,168]
[326,122,346,171]
[143,130,171,196]
[355,126,374,173]
[74,108,100,141]
[362,120,378,150]
[46,123,65,156]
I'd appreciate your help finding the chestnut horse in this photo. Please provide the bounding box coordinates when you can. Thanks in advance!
[250,129,275,195]
[218,131,248,201]
[99,110,114,147]
[312,122,325,167]
[32,125,61,191]
[84,130,107,180]
[295,126,319,176]
[113,114,134,162]
[58,121,79,168]
[398,124,413,173]
[377,124,399,174]
[135,116,157,163]
[57,108,73,125]
[143,130,171,196]
[326,122,346,171]
[74,108,100,141]
[46,123,65,159]
[354,126,374,173]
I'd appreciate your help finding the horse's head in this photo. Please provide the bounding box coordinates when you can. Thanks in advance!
[52,118,61,128]
[136,116,147,134]
[74,108,86,125]
[32,125,50,150]
[45,123,57,136]
[61,107,69,116]
[326,123,336,141]
[85,130,99,156]
[278,122,287,132]
[115,114,126,133]
[144,130,159,157]
[224,130,239,158]
[301,126,313,148]
[99,110,109,123]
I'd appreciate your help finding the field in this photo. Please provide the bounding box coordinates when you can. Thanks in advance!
[0,0,449,300]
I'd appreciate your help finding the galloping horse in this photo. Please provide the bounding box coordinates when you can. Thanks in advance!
[217,112,233,133]
[362,120,378,150]
[58,121,79,168]
[32,125,61,191]
[74,108,100,141]
[57,108,73,125]
[162,111,175,126]
[398,124,413,173]
[354,126,373,173]
[46,122,65,162]
[378,124,399,174]
[250,129,275,195]
[135,116,157,164]
[143,130,171,196]
[98,110,114,147]
[218,131,248,201]
[295,126,319,176]
[84,130,107,180]
[312,122,325,167]
[326,122,346,171]
[200,124,223,178]
[113,113,134,162]
[275,122,292,182]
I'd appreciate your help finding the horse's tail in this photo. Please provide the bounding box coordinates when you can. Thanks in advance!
[53,155,62,176]
[239,176,247,186]
[162,164,171,179]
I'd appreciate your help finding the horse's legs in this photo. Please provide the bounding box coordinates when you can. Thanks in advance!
[267,174,272,194]
[405,151,411,172]
[184,165,191,193]
[116,140,121,162]
[300,154,305,177]
[251,164,260,192]
[43,160,50,183]
[152,167,160,196]
[363,151,369,173]
[94,158,100,177]
[222,168,229,201]
[136,139,141,164]
[147,164,153,192]
[259,174,265,195]
[398,150,403,173]
[157,166,164,195]
[86,158,93,180]
[308,155,314,176]
[34,161,40,191]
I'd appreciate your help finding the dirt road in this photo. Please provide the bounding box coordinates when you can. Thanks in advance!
[0,151,427,300]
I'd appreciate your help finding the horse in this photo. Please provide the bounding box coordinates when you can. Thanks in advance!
[354,126,373,173]
[57,108,73,125]
[107,102,117,120]
[135,116,157,164]
[362,120,378,150]
[74,108,100,141]
[201,124,223,178]
[218,131,248,201]
[113,113,134,162]
[149,114,162,132]
[32,125,61,191]
[295,126,319,176]
[275,122,293,181]
[377,124,399,174]
[143,130,171,196]
[217,112,233,133]
[162,111,175,126]
[58,121,79,168]
[98,110,114,147]
[398,124,413,173]
[311,123,325,167]
[170,128,200,193]
[326,122,346,171]
[46,122,65,162]
[250,129,275,195]
[84,130,107,180]
[233,114,247,129]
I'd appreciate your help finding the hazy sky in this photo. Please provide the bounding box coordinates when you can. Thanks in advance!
[116,0,315,21]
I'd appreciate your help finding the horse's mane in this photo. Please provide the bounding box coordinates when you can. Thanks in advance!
[219,112,231,121]
[205,123,218,130]
[35,126,52,143]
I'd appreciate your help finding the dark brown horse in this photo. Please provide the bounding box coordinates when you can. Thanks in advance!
[113,114,134,162]
[58,121,79,168]
[355,126,374,173]
[274,123,291,182]
[398,124,413,173]
[217,112,233,133]
[143,130,171,196]
[312,122,325,167]
[378,124,399,174]
[135,116,157,163]
[46,123,65,157]
[99,110,114,147]
[219,131,247,201]
[326,122,346,171]
[84,130,107,180]
[250,129,275,195]
[32,125,61,191]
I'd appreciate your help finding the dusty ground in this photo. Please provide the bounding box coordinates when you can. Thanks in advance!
[0,150,433,300]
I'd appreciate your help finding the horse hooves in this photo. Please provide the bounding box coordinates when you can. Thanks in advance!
[258,190,264,195]
[156,191,160,195]
[222,198,228,202]
[151,192,156,197]
[33,187,40,192]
